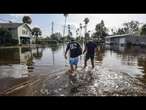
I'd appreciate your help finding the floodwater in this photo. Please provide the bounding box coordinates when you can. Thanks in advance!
[0,43,146,96]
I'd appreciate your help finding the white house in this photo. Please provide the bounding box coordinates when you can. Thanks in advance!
[105,34,130,45]
[105,34,146,46]
[0,23,32,45]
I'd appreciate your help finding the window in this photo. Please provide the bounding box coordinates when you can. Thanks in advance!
[22,30,25,34]
[8,28,12,31]
[25,31,28,35]
[22,28,29,35]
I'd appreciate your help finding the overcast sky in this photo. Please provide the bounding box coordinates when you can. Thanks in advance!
[0,14,146,37]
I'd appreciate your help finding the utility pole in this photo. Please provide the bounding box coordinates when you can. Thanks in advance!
[51,21,54,35]
[63,15,67,39]
[51,21,55,65]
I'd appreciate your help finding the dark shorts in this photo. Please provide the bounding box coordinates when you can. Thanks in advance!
[85,54,94,61]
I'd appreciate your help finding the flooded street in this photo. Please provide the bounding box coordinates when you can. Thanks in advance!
[0,44,146,96]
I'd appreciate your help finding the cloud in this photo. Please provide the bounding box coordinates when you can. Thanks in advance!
[32,25,40,28]
[6,14,146,38]
[7,14,32,23]
[9,14,32,17]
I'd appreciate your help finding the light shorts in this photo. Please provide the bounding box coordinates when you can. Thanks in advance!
[69,57,79,65]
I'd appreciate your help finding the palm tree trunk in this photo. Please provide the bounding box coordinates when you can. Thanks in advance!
[80,28,82,41]
[63,16,67,53]
[36,35,38,44]
[63,17,67,41]
[84,24,87,44]
[85,24,87,34]
[52,50,55,65]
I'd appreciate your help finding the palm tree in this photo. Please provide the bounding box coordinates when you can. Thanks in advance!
[67,24,73,40]
[68,24,71,34]
[22,16,32,24]
[32,27,42,44]
[62,14,69,66]
[88,30,91,37]
[80,23,82,40]
[63,14,68,39]
[141,24,146,35]
[62,14,68,61]
[83,18,89,44]
[84,18,89,34]
[76,28,79,37]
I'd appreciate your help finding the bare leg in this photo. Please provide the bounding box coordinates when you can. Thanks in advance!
[84,55,89,69]
[91,58,94,69]
[70,64,74,73]
[75,65,77,71]
[70,65,77,76]
[84,59,87,69]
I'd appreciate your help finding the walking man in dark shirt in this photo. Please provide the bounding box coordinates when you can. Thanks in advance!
[83,39,97,69]
[64,39,82,75]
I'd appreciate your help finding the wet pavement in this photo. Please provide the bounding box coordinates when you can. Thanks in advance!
[4,64,146,96]
[0,66,67,96]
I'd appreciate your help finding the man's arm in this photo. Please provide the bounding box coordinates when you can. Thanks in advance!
[83,44,87,54]
[94,43,97,55]
[64,43,70,59]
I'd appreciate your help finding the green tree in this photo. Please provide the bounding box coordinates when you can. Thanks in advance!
[67,24,73,40]
[141,24,146,35]
[33,47,43,59]
[83,18,89,43]
[68,24,71,35]
[111,27,129,35]
[80,36,84,42]
[91,32,96,39]
[32,27,42,44]
[50,32,62,42]
[60,36,66,42]
[111,28,116,35]
[76,28,79,37]
[63,14,68,38]
[94,20,108,42]
[22,16,32,24]
[76,36,80,41]
[85,32,90,41]
[84,17,89,34]
[117,28,126,35]
[123,20,140,34]
[79,23,83,39]
[0,28,14,45]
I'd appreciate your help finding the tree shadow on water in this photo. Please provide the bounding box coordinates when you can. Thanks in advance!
[33,47,43,60]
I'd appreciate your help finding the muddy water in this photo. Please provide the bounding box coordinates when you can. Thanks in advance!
[0,44,146,95]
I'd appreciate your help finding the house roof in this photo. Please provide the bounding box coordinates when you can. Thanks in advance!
[0,23,23,28]
[0,23,32,31]
[106,34,131,39]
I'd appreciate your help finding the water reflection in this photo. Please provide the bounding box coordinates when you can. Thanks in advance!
[103,45,146,79]
[48,43,62,65]
[0,48,20,65]
[0,47,32,78]
[32,47,43,60]
[0,46,45,78]
[48,43,62,52]
[0,47,34,65]
[95,45,105,63]
[1,44,146,88]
